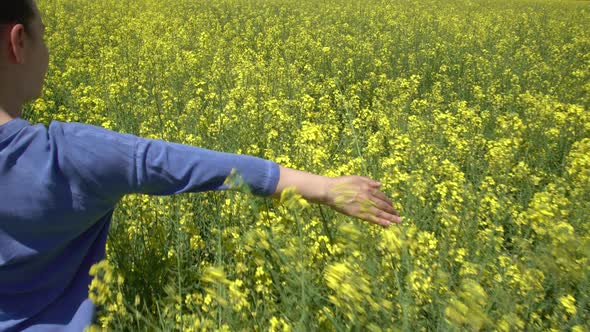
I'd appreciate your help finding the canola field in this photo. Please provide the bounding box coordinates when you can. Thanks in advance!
[32,0,589,330]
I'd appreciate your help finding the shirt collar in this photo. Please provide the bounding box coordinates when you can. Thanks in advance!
[0,118,31,142]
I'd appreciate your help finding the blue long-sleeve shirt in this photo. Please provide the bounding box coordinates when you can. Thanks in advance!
[0,118,280,331]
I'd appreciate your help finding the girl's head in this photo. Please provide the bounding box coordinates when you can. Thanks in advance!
[1,0,36,36]
[0,0,48,107]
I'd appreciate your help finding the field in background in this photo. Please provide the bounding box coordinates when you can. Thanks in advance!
[33,0,589,330]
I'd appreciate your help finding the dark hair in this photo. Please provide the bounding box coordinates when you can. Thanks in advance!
[0,0,35,35]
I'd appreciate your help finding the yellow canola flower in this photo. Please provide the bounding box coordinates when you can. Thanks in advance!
[201,266,230,285]
[269,316,293,332]
[280,186,310,209]
[559,294,577,317]
[445,279,490,331]
[379,226,402,255]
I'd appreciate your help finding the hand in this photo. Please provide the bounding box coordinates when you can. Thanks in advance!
[323,176,402,227]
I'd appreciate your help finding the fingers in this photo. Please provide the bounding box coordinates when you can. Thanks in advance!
[366,178,382,187]
[338,196,399,226]
[360,206,399,226]
[329,176,403,226]
[357,208,392,226]
[371,195,400,218]
[371,205,402,224]
[366,180,400,217]
[361,179,402,224]
[370,190,399,215]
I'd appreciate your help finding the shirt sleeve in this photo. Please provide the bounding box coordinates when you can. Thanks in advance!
[50,121,280,202]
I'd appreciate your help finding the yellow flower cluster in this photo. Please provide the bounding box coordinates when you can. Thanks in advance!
[445,279,490,331]
[87,260,131,330]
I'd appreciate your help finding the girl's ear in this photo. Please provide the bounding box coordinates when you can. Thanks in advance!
[8,24,27,65]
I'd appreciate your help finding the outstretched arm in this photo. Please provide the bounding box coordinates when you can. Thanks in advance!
[53,121,401,227]
[271,165,402,227]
